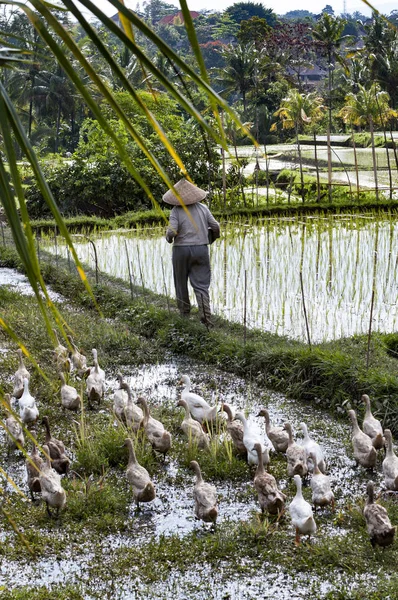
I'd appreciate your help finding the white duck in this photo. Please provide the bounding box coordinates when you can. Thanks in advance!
[53,328,68,359]
[125,438,155,508]
[300,422,326,473]
[221,403,246,456]
[59,372,81,411]
[235,412,269,466]
[177,399,210,449]
[284,422,308,478]
[121,381,143,432]
[89,348,105,381]
[257,408,289,453]
[67,336,87,375]
[364,481,395,548]
[4,394,24,451]
[382,429,398,491]
[19,378,39,425]
[13,349,30,399]
[40,444,67,518]
[289,474,316,545]
[362,394,384,450]
[348,409,377,469]
[253,443,286,515]
[137,397,171,457]
[190,460,218,524]
[113,374,128,422]
[180,375,217,424]
[86,351,105,407]
[309,452,334,510]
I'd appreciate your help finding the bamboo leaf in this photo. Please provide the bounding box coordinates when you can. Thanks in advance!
[117,0,136,43]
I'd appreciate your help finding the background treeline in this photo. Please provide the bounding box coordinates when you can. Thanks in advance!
[2,1,398,216]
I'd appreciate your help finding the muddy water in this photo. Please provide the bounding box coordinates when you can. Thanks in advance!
[1,358,389,598]
[0,267,64,302]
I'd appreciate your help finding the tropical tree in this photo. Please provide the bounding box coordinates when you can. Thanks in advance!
[225,2,278,27]
[364,14,398,108]
[237,16,272,49]
[273,89,325,200]
[312,13,351,131]
[33,62,76,152]
[215,43,258,113]
[338,83,397,200]
[271,22,317,92]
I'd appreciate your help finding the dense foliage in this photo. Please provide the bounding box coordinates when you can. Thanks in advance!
[26,91,220,217]
[3,2,398,216]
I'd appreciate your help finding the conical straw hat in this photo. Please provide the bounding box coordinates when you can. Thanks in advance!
[162,179,207,206]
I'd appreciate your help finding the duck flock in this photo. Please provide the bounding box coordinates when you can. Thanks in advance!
[3,336,398,549]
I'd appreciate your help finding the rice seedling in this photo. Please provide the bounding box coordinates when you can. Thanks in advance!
[44,211,398,345]
[239,510,282,542]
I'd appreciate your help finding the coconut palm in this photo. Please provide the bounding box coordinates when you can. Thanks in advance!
[2,11,45,138]
[312,13,352,132]
[364,13,398,109]
[338,83,397,200]
[273,89,325,201]
[216,43,258,114]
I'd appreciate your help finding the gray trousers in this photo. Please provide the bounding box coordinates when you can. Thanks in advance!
[172,245,211,319]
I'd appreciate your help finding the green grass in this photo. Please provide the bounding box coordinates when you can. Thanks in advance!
[3,241,398,597]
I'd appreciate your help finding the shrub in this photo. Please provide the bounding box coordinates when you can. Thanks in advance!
[25,91,220,218]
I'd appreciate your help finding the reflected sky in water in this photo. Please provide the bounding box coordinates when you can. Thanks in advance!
[49,214,398,342]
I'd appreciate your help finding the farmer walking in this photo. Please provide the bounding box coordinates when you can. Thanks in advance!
[164,179,220,325]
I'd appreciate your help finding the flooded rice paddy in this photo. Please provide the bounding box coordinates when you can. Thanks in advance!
[0,351,391,599]
[231,143,398,194]
[0,267,397,598]
[49,213,398,342]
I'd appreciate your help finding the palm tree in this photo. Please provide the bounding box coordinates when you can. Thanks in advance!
[338,83,397,200]
[273,89,325,201]
[364,13,398,109]
[34,65,75,152]
[216,43,258,114]
[3,12,45,138]
[312,14,351,132]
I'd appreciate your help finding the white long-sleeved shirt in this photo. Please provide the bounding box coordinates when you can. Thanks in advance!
[166,203,220,246]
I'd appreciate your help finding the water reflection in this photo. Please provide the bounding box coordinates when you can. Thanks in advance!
[49,215,398,342]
